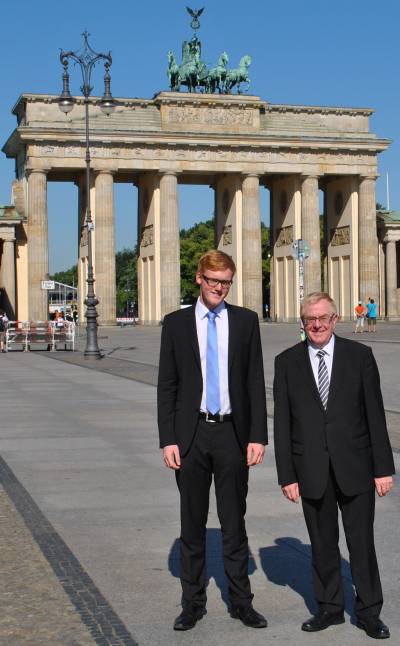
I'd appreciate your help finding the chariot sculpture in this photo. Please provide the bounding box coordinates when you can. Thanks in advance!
[167,7,252,94]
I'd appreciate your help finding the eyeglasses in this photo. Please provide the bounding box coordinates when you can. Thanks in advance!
[303,314,336,326]
[202,274,233,289]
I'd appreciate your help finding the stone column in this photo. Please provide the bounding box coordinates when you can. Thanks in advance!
[0,231,16,318]
[301,174,321,295]
[359,176,379,303]
[242,174,263,316]
[27,170,49,321]
[94,171,116,325]
[159,172,180,318]
[385,239,397,318]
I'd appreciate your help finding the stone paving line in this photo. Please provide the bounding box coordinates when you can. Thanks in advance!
[0,484,96,646]
[0,459,138,646]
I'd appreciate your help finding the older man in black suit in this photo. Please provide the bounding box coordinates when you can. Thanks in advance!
[274,292,395,639]
[158,249,268,631]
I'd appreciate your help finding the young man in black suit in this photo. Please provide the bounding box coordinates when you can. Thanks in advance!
[274,292,395,639]
[158,249,268,631]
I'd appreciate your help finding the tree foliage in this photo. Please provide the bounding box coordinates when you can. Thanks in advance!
[261,222,270,302]
[50,265,78,286]
[115,247,138,314]
[180,219,215,302]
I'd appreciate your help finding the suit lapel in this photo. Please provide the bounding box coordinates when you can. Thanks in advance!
[296,341,325,411]
[187,305,201,370]
[226,304,237,372]
[326,335,345,409]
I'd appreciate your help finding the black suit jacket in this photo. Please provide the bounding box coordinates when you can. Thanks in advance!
[157,303,268,456]
[273,335,395,499]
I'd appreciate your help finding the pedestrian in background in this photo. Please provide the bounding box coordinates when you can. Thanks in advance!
[354,300,366,334]
[0,310,8,352]
[367,298,377,333]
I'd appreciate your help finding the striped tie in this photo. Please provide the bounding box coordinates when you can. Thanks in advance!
[317,350,329,409]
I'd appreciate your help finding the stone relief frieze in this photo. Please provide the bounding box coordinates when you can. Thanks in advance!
[80,226,88,247]
[275,225,294,247]
[330,226,350,246]
[141,224,154,247]
[166,106,254,126]
[31,143,376,169]
[222,225,232,245]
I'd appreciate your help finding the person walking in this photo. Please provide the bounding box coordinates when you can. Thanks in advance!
[354,300,366,333]
[274,291,394,639]
[158,249,268,632]
[367,298,378,333]
[0,310,8,352]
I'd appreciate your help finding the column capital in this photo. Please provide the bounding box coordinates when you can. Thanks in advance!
[383,231,400,244]
[0,227,16,242]
[359,173,378,182]
[93,168,116,177]
[301,173,320,181]
[241,172,260,179]
[158,170,181,178]
[25,167,50,178]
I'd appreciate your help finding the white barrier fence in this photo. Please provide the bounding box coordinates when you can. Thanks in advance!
[5,321,75,352]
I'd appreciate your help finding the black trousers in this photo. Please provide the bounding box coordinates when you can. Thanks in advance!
[175,419,252,609]
[302,466,383,618]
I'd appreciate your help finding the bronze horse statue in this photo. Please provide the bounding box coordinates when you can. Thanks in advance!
[203,51,229,93]
[224,55,252,94]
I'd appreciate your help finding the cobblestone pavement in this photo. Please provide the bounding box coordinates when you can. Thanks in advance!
[0,483,95,646]
[0,459,137,646]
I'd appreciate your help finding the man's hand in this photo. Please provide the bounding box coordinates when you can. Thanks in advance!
[246,443,265,466]
[163,444,181,470]
[375,475,394,497]
[282,482,300,503]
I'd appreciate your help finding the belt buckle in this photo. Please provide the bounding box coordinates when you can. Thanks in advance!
[205,412,216,423]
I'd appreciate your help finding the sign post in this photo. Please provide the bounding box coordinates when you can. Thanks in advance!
[41,280,55,290]
[291,239,310,340]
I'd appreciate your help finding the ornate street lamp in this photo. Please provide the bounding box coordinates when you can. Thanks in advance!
[58,31,115,358]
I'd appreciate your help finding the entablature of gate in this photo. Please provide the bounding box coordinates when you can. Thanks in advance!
[2,92,390,180]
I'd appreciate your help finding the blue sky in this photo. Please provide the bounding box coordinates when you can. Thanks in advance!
[1,0,399,272]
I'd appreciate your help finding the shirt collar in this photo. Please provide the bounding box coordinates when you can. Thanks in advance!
[308,333,335,357]
[196,297,226,319]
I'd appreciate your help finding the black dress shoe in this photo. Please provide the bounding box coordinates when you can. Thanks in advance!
[231,605,267,628]
[301,610,345,632]
[173,607,205,631]
[357,617,390,639]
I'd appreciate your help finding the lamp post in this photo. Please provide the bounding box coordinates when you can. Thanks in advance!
[58,31,115,358]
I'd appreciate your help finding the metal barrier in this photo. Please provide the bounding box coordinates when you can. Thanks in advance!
[51,321,75,351]
[5,321,75,352]
[4,321,29,351]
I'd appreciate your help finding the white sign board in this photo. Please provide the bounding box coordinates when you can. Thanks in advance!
[41,280,55,290]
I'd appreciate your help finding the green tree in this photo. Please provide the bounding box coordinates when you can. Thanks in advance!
[180,219,215,302]
[115,247,138,314]
[50,265,78,286]
[261,222,270,304]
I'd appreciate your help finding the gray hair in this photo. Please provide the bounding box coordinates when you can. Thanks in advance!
[300,292,337,318]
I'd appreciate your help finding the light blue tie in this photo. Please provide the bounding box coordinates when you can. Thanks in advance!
[206,311,220,414]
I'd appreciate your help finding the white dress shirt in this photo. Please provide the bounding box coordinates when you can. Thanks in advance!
[195,297,231,414]
[307,334,335,386]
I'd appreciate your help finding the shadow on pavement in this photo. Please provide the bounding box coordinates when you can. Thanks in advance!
[259,537,356,618]
[168,528,257,609]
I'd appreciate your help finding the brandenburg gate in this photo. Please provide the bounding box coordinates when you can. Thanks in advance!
[1,88,390,323]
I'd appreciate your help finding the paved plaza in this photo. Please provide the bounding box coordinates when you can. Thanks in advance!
[0,321,399,645]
